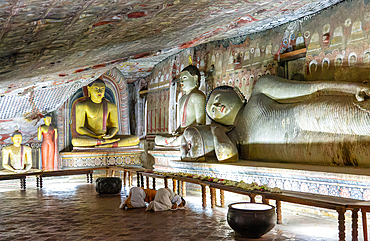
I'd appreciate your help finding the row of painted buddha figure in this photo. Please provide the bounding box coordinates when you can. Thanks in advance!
[4,63,370,173]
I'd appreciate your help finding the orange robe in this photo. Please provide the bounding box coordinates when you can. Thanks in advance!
[124,187,157,208]
[41,125,56,171]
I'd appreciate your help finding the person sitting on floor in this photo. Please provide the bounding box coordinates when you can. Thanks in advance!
[119,187,158,209]
[146,188,186,211]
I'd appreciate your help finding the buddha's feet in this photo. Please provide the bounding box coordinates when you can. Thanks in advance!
[154,135,180,147]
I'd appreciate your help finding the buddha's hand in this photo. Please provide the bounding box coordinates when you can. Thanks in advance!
[172,126,183,136]
[102,134,120,143]
[102,133,114,139]
[94,134,107,139]
[356,87,370,102]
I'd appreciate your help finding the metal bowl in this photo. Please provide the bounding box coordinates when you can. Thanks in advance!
[227,202,276,238]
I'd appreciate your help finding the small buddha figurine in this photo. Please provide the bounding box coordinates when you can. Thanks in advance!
[71,79,140,148]
[38,114,57,171]
[2,131,32,173]
[155,65,206,147]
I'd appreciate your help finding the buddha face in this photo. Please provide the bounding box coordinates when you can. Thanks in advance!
[207,92,230,119]
[87,82,105,103]
[44,116,52,126]
[206,88,244,126]
[180,71,198,93]
[11,134,22,147]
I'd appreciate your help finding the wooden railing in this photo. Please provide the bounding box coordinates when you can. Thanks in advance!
[2,167,370,241]
[137,171,370,241]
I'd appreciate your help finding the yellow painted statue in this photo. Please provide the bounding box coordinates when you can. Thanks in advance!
[71,79,140,148]
[155,65,206,147]
[2,131,32,173]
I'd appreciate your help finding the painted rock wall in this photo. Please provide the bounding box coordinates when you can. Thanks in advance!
[145,0,370,138]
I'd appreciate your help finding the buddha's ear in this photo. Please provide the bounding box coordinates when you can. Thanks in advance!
[193,74,199,87]
[86,86,91,97]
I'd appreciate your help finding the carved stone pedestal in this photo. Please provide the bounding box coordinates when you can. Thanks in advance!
[60,147,144,169]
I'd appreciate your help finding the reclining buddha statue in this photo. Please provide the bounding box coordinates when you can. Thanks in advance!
[181,75,370,166]
[71,79,139,148]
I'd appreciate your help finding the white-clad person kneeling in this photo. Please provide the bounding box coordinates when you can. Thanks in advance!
[146,188,186,211]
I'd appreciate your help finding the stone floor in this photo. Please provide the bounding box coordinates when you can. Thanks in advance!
[0,173,367,241]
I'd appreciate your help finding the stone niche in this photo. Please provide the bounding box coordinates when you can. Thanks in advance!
[57,67,143,169]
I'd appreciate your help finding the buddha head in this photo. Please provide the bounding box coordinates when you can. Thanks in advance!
[11,131,23,147]
[44,114,52,126]
[87,79,105,103]
[206,86,245,126]
[180,65,200,94]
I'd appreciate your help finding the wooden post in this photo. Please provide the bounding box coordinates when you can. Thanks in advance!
[123,171,127,187]
[146,176,150,189]
[137,172,140,187]
[140,173,144,187]
[86,174,89,183]
[210,187,216,208]
[337,207,346,241]
[164,178,168,188]
[128,172,132,187]
[220,190,225,208]
[262,196,269,204]
[20,178,26,190]
[173,179,177,193]
[106,169,110,177]
[177,180,181,195]
[181,181,186,197]
[201,185,207,208]
[276,200,282,224]
[36,176,40,188]
[250,193,256,203]
[152,177,156,190]
[39,176,43,189]
[352,208,359,241]
[214,188,217,205]
[362,209,368,241]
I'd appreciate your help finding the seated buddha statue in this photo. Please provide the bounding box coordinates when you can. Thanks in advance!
[155,65,206,147]
[2,131,32,173]
[71,79,140,148]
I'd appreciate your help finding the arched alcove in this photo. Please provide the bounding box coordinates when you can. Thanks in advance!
[57,67,130,151]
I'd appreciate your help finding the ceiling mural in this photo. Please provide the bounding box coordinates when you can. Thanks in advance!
[1,0,343,86]
[0,0,346,139]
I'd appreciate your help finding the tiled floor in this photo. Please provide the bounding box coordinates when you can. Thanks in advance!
[0,174,366,240]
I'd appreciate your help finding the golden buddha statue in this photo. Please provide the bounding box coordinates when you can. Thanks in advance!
[2,131,32,173]
[71,79,140,148]
[155,65,206,147]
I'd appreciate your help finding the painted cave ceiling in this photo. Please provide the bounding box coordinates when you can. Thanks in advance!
[0,0,342,136]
